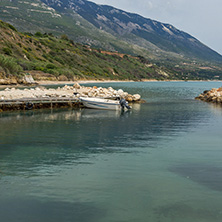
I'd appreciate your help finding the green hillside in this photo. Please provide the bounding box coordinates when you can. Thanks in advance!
[0,0,149,58]
[0,20,222,83]
[0,20,172,82]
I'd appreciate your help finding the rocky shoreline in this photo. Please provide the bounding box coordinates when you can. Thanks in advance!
[0,83,142,103]
[195,87,222,104]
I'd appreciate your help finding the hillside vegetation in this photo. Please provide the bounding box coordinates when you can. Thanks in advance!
[1,0,222,63]
[0,20,222,83]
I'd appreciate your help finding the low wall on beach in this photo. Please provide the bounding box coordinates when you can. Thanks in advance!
[195,87,222,104]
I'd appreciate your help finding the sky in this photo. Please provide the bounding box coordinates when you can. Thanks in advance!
[91,0,222,55]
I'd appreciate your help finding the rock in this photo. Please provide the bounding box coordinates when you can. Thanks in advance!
[216,97,222,103]
[212,97,217,102]
[57,75,68,81]
[122,92,128,98]
[197,87,222,104]
[108,87,114,92]
[117,89,124,95]
[10,78,17,85]
[24,74,35,84]
[0,79,7,84]
[73,82,81,89]
[126,94,133,102]
[133,94,141,101]
[196,94,204,100]
[0,78,17,85]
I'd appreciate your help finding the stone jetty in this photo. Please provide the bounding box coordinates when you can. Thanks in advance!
[0,83,143,111]
[195,87,222,104]
[0,83,141,102]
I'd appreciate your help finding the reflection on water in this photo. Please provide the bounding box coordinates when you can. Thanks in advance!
[0,101,208,175]
[1,82,222,222]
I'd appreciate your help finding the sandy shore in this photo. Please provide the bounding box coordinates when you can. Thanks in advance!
[36,80,135,85]
[0,80,134,89]
[1,79,221,89]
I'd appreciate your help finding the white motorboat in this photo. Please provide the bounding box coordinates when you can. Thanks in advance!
[79,97,131,110]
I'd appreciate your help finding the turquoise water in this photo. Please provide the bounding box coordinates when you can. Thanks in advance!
[1,81,222,222]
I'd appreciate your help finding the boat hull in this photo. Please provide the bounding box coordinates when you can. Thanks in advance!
[80,97,121,110]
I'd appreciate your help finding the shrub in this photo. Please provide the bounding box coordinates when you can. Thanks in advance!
[0,54,22,75]
[46,63,56,69]
[17,43,22,47]
[3,47,12,55]
[8,23,17,32]
[34,32,43,37]
[18,61,36,71]
[0,20,17,31]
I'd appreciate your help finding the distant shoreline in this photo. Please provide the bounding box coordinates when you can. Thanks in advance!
[1,79,222,89]
[35,79,220,85]
[36,80,135,85]
[0,80,132,89]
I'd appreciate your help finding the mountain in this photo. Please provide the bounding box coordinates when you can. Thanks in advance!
[0,0,222,64]
[0,0,222,82]
[41,0,222,62]
[0,0,144,58]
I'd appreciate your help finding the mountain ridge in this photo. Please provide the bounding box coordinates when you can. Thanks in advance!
[0,0,221,63]
[40,0,222,62]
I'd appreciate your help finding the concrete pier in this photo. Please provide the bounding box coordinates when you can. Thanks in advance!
[0,83,143,112]
[0,97,82,111]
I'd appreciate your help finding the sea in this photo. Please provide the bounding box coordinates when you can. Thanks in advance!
[0,81,222,222]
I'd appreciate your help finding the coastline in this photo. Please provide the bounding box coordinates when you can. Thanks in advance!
[36,79,222,85]
[0,80,134,89]
[1,79,222,89]
[36,79,135,85]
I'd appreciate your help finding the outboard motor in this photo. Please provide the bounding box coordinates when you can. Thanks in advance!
[119,98,131,110]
